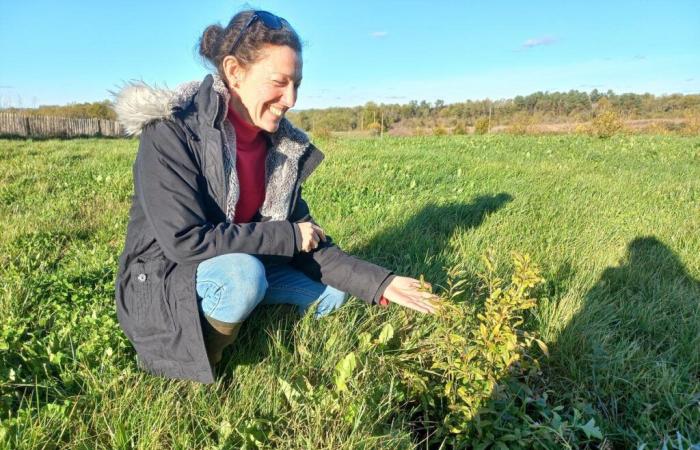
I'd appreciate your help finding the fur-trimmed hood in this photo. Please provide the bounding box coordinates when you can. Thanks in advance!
[111,74,320,222]
[112,79,202,136]
[111,74,307,143]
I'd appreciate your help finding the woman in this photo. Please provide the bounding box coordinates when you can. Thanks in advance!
[113,10,439,384]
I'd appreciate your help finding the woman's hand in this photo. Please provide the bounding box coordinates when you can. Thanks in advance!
[382,276,441,314]
[297,222,326,252]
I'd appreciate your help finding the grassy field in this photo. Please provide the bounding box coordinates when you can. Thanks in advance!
[1,134,699,448]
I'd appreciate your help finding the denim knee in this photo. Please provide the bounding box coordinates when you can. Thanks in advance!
[315,287,348,317]
[196,253,268,323]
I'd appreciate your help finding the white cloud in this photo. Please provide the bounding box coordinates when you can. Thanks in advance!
[521,36,557,49]
[370,31,388,38]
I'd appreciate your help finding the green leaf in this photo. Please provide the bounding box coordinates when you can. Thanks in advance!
[334,352,357,393]
[357,332,373,351]
[579,418,603,440]
[377,323,394,345]
[277,377,301,409]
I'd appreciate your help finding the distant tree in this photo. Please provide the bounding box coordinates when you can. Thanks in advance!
[474,117,490,135]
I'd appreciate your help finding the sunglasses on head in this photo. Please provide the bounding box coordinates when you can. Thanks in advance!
[229,10,286,54]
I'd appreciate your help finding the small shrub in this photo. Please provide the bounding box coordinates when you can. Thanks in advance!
[508,113,535,135]
[574,123,589,134]
[590,110,624,138]
[432,125,447,136]
[474,117,490,135]
[366,122,381,136]
[391,252,603,448]
[681,112,700,136]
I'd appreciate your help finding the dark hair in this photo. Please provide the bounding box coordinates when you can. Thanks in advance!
[198,10,302,81]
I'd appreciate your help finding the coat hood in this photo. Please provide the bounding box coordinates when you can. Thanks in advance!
[111,74,318,223]
[113,75,240,137]
[111,74,309,146]
[111,79,203,136]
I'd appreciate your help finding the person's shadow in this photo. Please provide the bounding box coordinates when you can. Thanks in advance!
[222,193,514,376]
[350,193,514,285]
[547,236,700,445]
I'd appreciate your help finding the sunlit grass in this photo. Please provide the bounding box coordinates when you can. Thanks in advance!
[1,134,698,448]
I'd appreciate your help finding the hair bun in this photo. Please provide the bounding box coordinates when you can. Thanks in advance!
[199,24,224,61]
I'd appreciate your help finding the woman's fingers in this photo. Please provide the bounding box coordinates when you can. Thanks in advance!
[382,276,442,314]
[312,224,326,241]
[412,292,441,313]
[311,230,321,248]
[411,280,432,291]
[298,222,326,252]
[397,292,441,314]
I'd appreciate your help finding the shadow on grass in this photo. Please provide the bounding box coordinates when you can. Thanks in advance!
[352,192,514,284]
[548,236,700,445]
[220,193,514,378]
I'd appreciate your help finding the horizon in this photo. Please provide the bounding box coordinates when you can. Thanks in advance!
[3,87,697,112]
[1,0,698,109]
[275,88,700,111]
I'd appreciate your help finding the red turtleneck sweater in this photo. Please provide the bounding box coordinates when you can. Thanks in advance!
[228,106,391,307]
[228,107,267,223]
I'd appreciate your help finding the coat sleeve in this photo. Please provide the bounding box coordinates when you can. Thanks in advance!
[289,192,395,304]
[134,120,299,264]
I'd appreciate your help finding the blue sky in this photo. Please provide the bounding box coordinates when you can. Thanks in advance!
[1,0,698,109]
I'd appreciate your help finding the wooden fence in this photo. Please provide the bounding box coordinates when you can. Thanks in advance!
[0,113,124,138]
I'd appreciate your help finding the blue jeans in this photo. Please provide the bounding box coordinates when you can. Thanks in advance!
[196,253,348,323]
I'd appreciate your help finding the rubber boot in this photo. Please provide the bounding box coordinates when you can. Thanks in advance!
[202,315,243,371]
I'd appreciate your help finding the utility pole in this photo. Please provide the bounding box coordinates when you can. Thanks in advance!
[380,109,384,138]
[488,100,492,133]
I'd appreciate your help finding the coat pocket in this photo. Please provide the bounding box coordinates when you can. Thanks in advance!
[129,260,176,335]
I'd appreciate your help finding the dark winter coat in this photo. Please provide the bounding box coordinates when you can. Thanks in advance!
[113,74,395,383]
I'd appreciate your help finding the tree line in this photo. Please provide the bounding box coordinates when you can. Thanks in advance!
[1,101,117,121]
[286,90,700,132]
[1,90,698,133]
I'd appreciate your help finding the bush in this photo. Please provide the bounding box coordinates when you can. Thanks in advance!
[590,110,624,138]
[508,113,535,135]
[432,125,447,136]
[386,252,602,447]
[574,123,589,134]
[366,122,381,136]
[474,117,490,135]
[682,112,700,136]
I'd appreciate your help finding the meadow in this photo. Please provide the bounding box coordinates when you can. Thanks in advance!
[1,134,699,449]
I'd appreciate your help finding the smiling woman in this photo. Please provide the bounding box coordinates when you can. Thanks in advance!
[112,9,440,384]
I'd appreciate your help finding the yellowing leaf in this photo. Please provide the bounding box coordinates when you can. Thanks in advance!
[277,377,301,409]
[358,332,373,351]
[377,323,394,345]
[534,338,550,357]
[334,352,357,393]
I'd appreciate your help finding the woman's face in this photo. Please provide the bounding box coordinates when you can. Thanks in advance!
[227,45,302,133]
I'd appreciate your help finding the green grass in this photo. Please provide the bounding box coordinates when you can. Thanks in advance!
[1,134,699,448]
